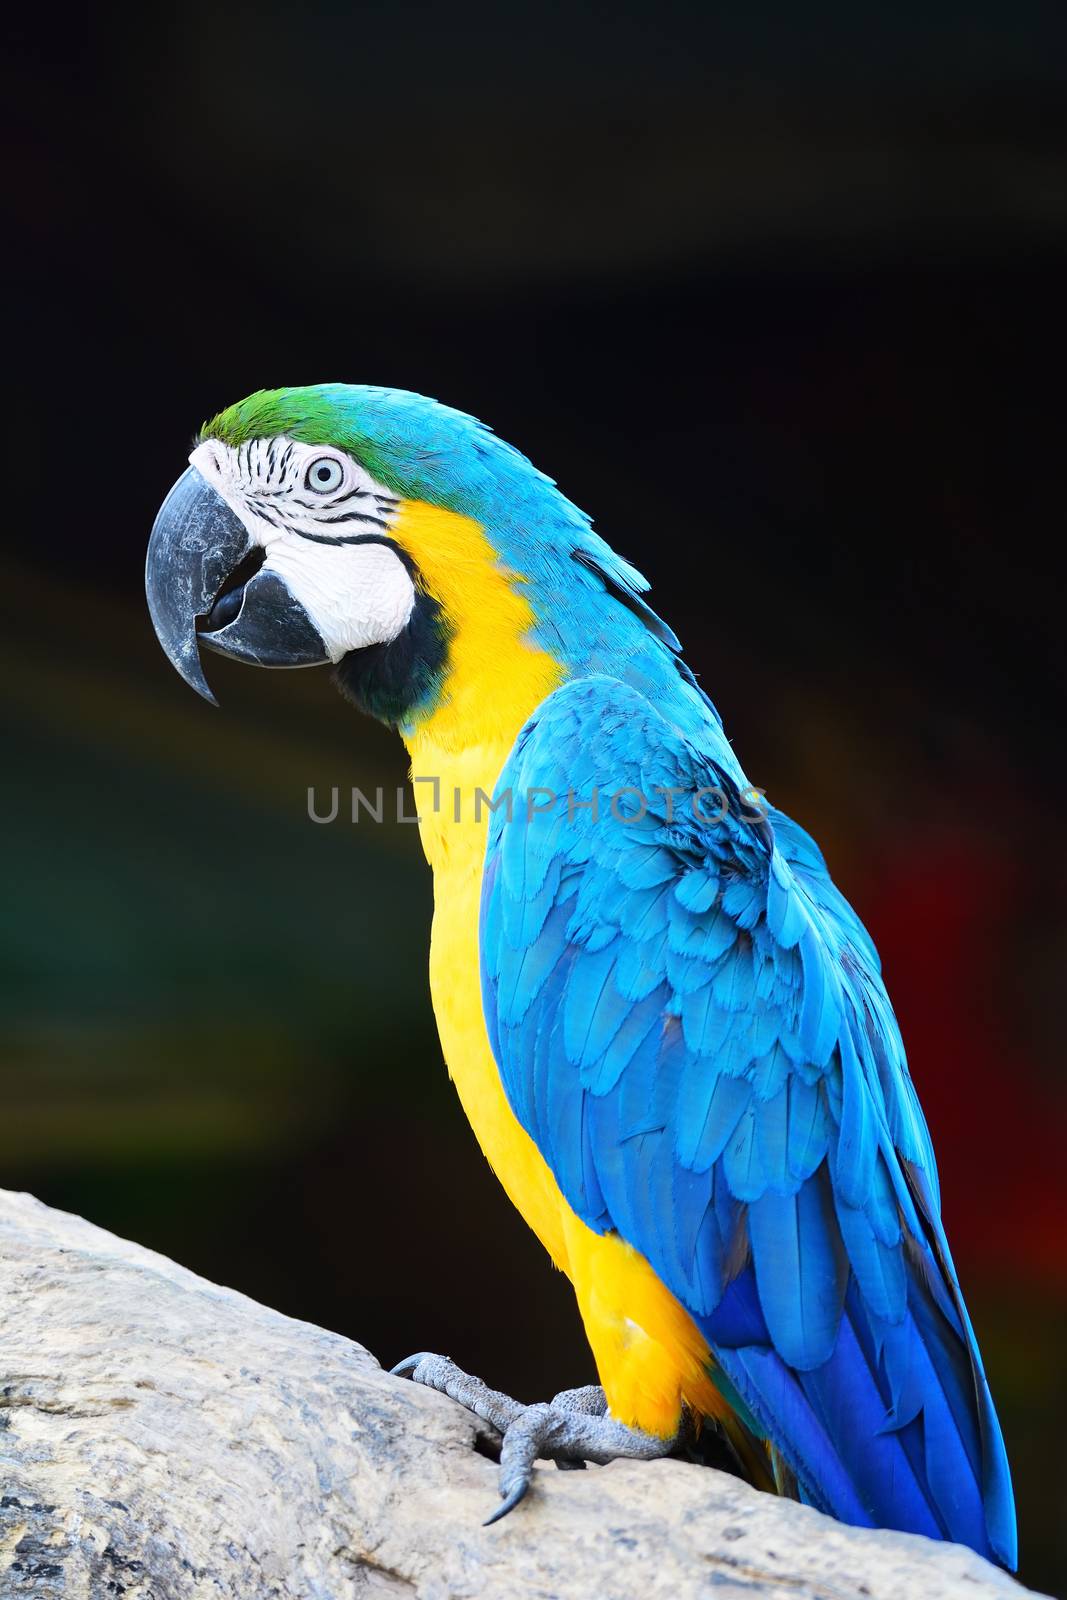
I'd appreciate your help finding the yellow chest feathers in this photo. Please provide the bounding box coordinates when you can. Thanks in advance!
[392,499,724,1439]
[392,497,563,766]
[392,497,566,1254]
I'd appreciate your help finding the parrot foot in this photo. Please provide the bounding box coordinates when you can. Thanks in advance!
[389,1354,674,1525]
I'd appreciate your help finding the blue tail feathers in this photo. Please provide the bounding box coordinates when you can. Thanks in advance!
[702,1252,1017,1569]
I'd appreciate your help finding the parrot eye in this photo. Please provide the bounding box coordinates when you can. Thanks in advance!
[305,456,345,494]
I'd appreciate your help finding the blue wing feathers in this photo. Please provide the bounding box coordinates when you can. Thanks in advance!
[480,677,1016,1570]
[835,1192,907,1323]
[786,1077,831,1183]
[747,1175,848,1369]
[677,1066,750,1170]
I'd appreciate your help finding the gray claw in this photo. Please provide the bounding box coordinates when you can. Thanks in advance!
[483,1479,529,1525]
[389,1352,434,1378]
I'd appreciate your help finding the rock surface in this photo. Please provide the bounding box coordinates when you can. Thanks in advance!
[0,1189,1033,1599]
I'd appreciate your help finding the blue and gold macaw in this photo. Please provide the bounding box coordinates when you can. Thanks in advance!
[146,384,1016,1567]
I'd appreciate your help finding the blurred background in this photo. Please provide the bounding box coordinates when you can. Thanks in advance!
[6,2,1066,1590]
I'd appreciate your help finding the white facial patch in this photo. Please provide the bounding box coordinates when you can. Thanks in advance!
[188,435,416,661]
[264,537,415,661]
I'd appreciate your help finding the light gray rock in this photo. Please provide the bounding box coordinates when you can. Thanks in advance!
[0,1189,1033,1600]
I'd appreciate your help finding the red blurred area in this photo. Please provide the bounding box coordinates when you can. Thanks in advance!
[867,833,1067,1287]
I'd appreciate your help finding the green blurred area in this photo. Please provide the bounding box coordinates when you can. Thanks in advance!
[4,575,414,1151]
[2,570,590,1408]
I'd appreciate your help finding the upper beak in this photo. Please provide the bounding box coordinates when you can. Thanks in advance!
[145,466,329,704]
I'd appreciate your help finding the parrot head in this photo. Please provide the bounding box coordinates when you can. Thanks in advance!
[146,383,689,738]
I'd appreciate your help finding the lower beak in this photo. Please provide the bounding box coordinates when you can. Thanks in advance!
[145,467,329,704]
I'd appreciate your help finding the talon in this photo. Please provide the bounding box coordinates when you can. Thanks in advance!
[389,1352,433,1378]
[483,1479,529,1526]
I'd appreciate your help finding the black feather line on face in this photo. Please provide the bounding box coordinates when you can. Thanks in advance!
[332,544,451,728]
[318,511,391,528]
[293,524,390,545]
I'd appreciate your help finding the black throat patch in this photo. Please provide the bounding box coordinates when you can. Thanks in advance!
[332,544,451,729]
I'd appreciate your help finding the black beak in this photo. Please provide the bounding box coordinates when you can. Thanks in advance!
[145,467,329,704]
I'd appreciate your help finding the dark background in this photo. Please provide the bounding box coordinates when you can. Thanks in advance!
[7,3,1067,1591]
